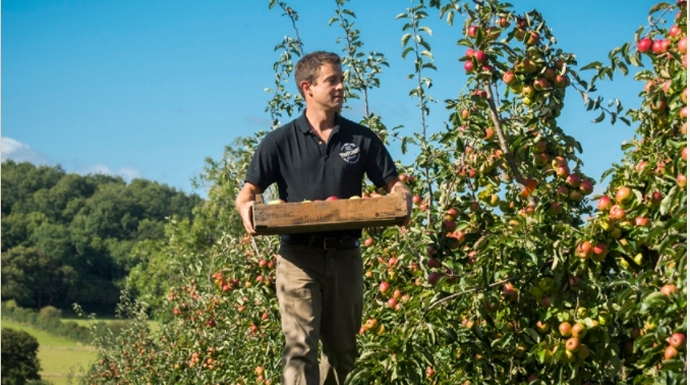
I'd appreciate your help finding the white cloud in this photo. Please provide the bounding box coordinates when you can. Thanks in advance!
[80,164,141,182]
[118,167,141,181]
[1,137,49,165]
[83,164,113,175]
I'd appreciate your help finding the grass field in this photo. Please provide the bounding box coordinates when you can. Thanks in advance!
[62,317,160,332]
[2,319,97,385]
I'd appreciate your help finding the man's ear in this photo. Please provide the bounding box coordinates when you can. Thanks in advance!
[299,80,312,97]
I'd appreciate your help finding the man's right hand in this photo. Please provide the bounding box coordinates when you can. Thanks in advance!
[240,201,256,235]
[235,182,262,236]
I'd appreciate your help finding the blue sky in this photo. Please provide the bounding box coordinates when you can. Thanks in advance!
[2,0,663,195]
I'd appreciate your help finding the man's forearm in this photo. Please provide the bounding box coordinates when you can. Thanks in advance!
[235,183,260,213]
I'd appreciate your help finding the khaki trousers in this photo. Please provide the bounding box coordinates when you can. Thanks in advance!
[276,241,363,385]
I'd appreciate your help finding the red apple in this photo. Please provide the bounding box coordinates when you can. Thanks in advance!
[670,25,683,38]
[660,284,678,296]
[426,246,436,257]
[677,173,687,188]
[592,242,608,262]
[426,257,441,268]
[533,77,549,91]
[412,195,422,205]
[379,281,390,294]
[548,201,563,215]
[615,186,633,204]
[553,75,569,88]
[464,60,474,72]
[540,296,551,308]
[565,337,581,352]
[579,180,593,195]
[572,323,587,339]
[665,345,679,360]
[637,37,653,52]
[569,190,583,202]
[598,196,612,211]
[467,25,478,38]
[502,71,516,85]
[325,196,339,201]
[503,283,518,301]
[364,238,375,247]
[559,322,573,337]
[566,173,581,187]
[444,220,457,232]
[556,185,570,198]
[556,164,570,178]
[474,50,487,63]
[526,30,540,45]
[634,216,650,228]
[609,204,626,220]
[428,272,441,285]
[679,36,687,54]
[670,333,686,349]
[653,39,670,54]
[576,241,593,259]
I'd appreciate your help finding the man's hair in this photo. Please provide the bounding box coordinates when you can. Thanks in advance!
[295,51,341,97]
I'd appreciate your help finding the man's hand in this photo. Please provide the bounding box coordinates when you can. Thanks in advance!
[385,178,412,225]
[235,182,262,235]
[240,201,256,235]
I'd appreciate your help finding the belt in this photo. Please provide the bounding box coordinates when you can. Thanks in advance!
[282,235,360,250]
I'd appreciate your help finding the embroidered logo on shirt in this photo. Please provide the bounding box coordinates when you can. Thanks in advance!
[339,143,360,164]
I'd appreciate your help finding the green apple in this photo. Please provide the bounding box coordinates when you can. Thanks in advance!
[538,277,554,293]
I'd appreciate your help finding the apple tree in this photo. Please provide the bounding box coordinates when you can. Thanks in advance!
[80,1,686,384]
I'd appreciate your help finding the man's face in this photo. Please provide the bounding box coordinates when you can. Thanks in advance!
[307,62,344,112]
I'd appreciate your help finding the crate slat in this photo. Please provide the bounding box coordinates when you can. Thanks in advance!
[252,192,409,235]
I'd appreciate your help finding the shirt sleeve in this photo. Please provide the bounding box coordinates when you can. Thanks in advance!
[365,134,398,189]
[244,134,279,192]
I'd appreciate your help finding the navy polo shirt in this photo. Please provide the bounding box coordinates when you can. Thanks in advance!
[244,111,399,239]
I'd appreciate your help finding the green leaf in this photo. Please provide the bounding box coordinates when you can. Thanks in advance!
[660,186,677,215]
[402,33,412,47]
[592,111,605,123]
[402,46,414,59]
[640,292,668,313]
[525,328,540,343]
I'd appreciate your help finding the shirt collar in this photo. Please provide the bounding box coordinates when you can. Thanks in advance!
[296,110,343,135]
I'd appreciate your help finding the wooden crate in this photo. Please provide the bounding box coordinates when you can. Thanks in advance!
[252,190,409,235]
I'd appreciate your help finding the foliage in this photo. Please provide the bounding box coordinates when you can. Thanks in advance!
[1,327,43,385]
[1,161,201,313]
[81,0,685,384]
[1,301,128,345]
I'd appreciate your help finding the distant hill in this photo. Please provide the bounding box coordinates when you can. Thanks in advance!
[1,160,202,314]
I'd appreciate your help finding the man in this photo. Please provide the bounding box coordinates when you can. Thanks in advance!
[235,51,410,385]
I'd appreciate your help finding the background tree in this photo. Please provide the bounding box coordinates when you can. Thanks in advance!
[1,327,42,385]
[1,161,201,314]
